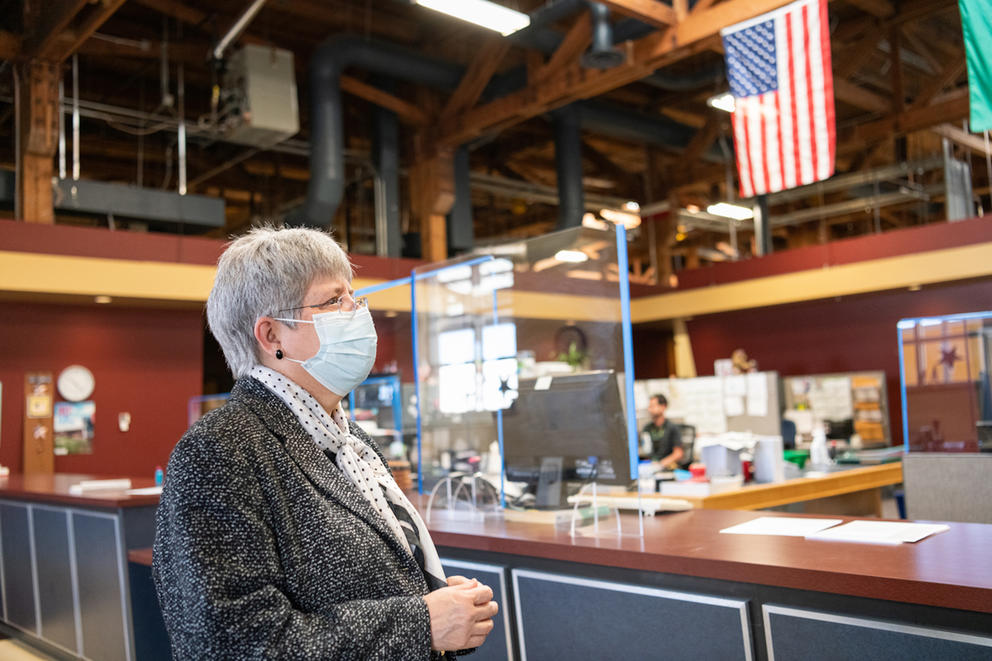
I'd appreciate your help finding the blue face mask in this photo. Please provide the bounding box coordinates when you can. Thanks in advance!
[275,307,378,396]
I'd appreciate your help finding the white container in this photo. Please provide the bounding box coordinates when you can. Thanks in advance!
[753,436,785,483]
[700,444,743,477]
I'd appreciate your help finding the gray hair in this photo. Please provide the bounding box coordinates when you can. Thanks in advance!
[207,225,353,378]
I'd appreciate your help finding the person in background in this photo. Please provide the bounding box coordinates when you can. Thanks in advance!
[154,226,497,660]
[644,394,684,470]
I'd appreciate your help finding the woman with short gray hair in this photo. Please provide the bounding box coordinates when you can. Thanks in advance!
[154,226,497,660]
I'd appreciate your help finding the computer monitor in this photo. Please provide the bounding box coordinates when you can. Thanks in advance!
[501,370,633,508]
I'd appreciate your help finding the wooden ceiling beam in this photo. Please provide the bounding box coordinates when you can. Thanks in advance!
[845,0,894,17]
[931,124,992,157]
[682,113,722,162]
[28,0,90,59]
[130,0,208,26]
[0,30,22,60]
[908,54,966,110]
[534,12,592,84]
[833,27,881,79]
[689,0,723,14]
[580,138,642,195]
[76,37,205,67]
[841,88,968,146]
[47,0,130,62]
[339,76,429,126]
[833,79,891,113]
[899,23,942,74]
[598,1,677,28]
[439,0,797,147]
[441,37,512,119]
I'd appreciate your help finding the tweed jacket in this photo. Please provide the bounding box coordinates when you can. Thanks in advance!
[154,376,446,660]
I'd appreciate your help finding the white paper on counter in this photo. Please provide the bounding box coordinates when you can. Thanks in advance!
[805,520,950,545]
[719,516,843,537]
[127,486,164,496]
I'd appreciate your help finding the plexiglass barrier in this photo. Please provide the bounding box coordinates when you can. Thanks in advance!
[898,310,992,452]
[411,225,644,534]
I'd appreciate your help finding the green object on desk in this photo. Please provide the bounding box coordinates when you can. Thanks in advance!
[783,449,810,469]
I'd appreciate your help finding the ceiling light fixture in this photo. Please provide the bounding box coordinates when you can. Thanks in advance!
[94,295,112,304]
[599,207,641,229]
[706,202,754,221]
[706,92,736,113]
[414,0,530,36]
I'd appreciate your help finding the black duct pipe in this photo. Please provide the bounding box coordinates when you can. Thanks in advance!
[553,105,585,229]
[643,65,724,91]
[577,101,694,150]
[372,104,401,257]
[449,146,474,252]
[301,2,698,228]
[583,3,625,69]
[300,36,463,226]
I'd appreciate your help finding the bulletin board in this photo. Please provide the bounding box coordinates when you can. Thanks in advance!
[783,371,890,445]
[635,372,781,437]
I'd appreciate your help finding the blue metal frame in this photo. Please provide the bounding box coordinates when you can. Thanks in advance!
[615,224,639,480]
[492,289,506,507]
[897,310,992,453]
[408,255,495,494]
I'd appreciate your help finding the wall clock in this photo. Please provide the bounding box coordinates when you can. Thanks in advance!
[57,365,95,402]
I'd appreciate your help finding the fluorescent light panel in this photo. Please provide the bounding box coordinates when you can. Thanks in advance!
[706,202,754,221]
[414,0,530,36]
[707,92,736,113]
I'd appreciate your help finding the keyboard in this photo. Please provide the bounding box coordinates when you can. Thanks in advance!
[566,494,693,516]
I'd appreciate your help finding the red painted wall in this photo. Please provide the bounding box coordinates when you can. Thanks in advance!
[685,278,992,445]
[0,302,203,476]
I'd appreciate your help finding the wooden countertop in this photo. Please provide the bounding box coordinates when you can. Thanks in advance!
[0,473,161,508]
[131,504,992,614]
[423,507,992,615]
[660,462,903,510]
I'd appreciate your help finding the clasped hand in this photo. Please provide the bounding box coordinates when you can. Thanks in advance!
[423,575,498,651]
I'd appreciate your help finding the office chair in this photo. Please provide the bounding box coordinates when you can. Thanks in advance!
[781,418,797,450]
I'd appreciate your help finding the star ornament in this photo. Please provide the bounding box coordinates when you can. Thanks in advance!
[939,344,961,369]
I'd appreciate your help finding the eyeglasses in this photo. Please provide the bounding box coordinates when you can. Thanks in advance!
[278,295,369,317]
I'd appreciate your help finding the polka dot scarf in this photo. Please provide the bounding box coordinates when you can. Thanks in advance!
[251,366,446,590]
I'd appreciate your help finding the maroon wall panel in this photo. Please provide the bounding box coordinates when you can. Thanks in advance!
[685,278,992,445]
[0,303,203,476]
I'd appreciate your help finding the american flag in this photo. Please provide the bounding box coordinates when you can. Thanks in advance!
[721,0,836,197]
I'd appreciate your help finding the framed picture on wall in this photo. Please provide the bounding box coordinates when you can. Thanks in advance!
[53,401,96,455]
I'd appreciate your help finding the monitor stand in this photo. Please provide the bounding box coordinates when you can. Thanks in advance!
[535,456,565,509]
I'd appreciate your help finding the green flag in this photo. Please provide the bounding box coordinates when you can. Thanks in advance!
[959,0,992,132]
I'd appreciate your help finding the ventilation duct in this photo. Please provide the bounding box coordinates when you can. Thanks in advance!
[582,2,624,69]
[553,104,585,229]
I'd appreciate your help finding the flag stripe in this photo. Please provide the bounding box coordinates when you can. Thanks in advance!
[784,12,799,190]
[765,93,783,193]
[732,110,755,197]
[747,96,766,194]
[807,2,830,181]
[791,7,812,184]
[802,3,819,184]
[760,96,772,193]
[819,0,836,175]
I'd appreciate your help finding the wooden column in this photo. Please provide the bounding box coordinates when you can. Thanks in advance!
[17,59,59,223]
[409,148,455,263]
